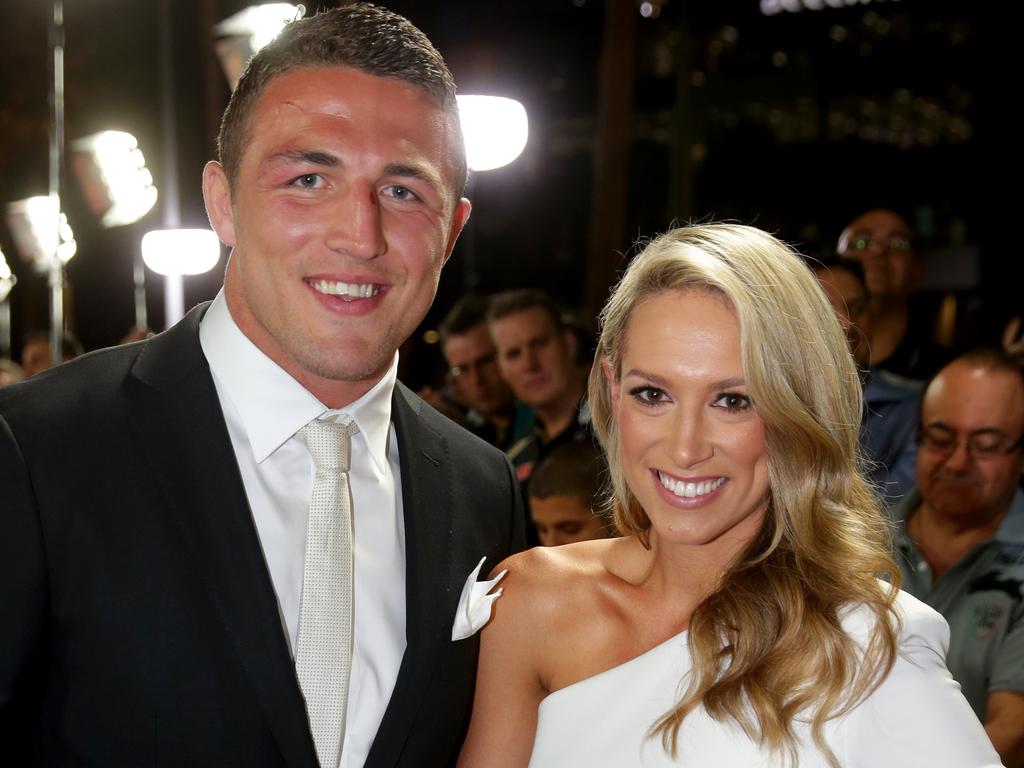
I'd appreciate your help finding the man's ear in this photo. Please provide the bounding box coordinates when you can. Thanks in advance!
[203,161,236,247]
[441,197,472,265]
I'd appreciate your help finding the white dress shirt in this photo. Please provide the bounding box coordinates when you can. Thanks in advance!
[199,291,406,768]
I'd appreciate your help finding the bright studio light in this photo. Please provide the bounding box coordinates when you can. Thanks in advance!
[141,229,221,276]
[5,196,77,268]
[457,95,529,172]
[0,248,15,302]
[214,4,305,89]
[71,131,158,227]
[242,3,303,50]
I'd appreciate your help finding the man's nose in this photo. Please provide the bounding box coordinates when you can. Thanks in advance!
[326,185,385,259]
[516,350,532,371]
[942,440,974,472]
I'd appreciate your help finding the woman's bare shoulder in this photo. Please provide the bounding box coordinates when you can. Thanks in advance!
[493,539,623,608]
[485,539,639,656]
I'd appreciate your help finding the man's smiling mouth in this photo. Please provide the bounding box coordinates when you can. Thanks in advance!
[310,279,381,300]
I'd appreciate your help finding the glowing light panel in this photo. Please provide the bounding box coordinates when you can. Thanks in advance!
[142,229,221,276]
[457,95,529,172]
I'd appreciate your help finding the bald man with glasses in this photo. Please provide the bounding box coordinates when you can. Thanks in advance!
[894,348,1024,767]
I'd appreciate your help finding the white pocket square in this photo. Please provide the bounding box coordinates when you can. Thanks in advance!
[451,556,507,641]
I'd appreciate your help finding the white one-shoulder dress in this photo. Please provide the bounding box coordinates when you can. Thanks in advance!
[528,591,1003,767]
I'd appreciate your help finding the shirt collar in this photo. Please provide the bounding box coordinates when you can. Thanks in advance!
[996,489,1024,545]
[199,291,397,472]
[895,488,1024,547]
[321,356,397,475]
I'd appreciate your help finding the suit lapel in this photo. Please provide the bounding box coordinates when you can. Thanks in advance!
[365,383,457,767]
[128,306,317,767]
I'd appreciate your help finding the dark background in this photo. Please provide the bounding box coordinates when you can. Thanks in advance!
[0,0,1015,386]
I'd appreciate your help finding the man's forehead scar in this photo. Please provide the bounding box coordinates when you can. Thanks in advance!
[270,98,354,121]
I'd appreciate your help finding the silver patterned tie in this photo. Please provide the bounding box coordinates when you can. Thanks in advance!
[296,417,359,768]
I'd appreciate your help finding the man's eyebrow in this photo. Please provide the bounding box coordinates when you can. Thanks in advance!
[926,421,1008,438]
[969,427,1011,438]
[261,149,339,170]
[852,227,911,238]
[382,162,443,191]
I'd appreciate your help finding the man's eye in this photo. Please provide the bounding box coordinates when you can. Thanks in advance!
[713,393,751,412]
[972,436,1004,454]
[292,174,324,189]
[629,386,668,406]
[385,184,420,202]
[923,432,954,449]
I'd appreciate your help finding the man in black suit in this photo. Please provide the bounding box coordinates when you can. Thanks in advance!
[0,5,524,767]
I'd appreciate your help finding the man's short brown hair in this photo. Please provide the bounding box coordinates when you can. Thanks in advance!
[529,440,607,508]
[487,289,566,332]
[438,295,491,348]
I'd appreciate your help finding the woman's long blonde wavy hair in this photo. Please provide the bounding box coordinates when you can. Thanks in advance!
[587,224,901,767]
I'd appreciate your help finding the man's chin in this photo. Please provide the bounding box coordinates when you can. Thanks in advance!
[926,488,983,514]
[292,343,394,385]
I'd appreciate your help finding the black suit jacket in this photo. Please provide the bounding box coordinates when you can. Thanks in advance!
[0,305,525,767]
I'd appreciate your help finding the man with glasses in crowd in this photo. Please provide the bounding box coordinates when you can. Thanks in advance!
[438,295,534,451]
[838,208,949,379]
[894,348,1024,766]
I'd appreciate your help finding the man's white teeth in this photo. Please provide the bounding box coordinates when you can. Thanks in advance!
[657,472,725,498]
[311,279,379,299]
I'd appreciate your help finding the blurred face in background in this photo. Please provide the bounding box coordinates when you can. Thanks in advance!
[838,209,917,300]
[814,265,871,368]
[442,323,511,415]
[491,306,577,411]
[529,494,608,547]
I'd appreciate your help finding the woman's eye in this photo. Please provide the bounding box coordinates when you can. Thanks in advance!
[714,392,751,412]
[629,386,668,406]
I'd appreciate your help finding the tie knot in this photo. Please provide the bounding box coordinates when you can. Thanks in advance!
[301,418,359,473]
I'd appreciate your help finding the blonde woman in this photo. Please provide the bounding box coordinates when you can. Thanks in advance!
[458,224,1001,767]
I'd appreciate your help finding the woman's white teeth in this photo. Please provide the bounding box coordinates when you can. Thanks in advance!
[657,472,725,498]
[312,279,378,299]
